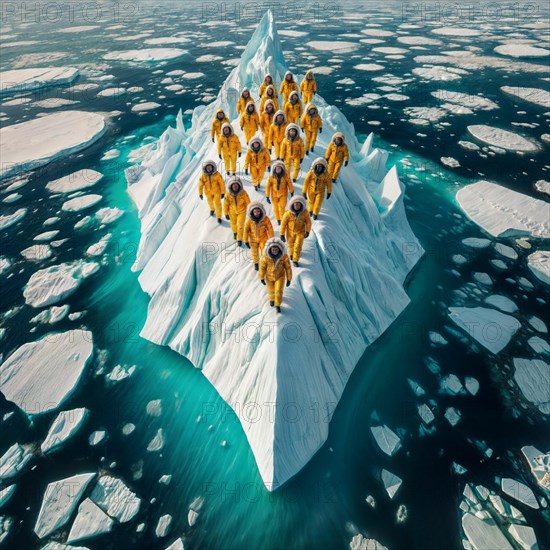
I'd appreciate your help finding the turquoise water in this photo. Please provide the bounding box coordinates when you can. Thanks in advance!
[1,2,549,549]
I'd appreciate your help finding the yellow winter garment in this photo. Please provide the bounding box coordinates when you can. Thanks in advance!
[300,70,317,104]
[224,178,250,240]
[260,102,276,147]
[244,138,271,188]
[279,71,298,103]
[266,161,294,222]
[269,110,288,158]
[258,75,275,98]
[243,202,274,264]
[219,124,242,174]
[260,85,279,112]
[259,238,292,307]
[237,88,254,115]
[300,104,322,151]
[280,196,311,262]
[240,104,260,143]
[284,92,303,124]
[325,132,349,180]
[302,158,332,216]
[280,124,305,180]
[211,109,230,153]
[198,161,225,219]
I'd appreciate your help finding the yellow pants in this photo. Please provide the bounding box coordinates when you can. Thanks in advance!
[307,191,324,216]
[250,238,267,264]
[328,160,343,180]
[223,153,237,174]
[272,195,287,222]
[302,93,313,104]
[250,165,266,188]
[263,132,271,149]
[266,276,286,306]
[284,157,301,180]
[273,140,284,159]
[244,127,257,144]
[287,231,305,262]
[230,211,247,240]
[304,129,318,151]
[205,192,222,218]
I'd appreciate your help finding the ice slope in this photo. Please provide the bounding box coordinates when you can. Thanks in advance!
[126,11,422,490]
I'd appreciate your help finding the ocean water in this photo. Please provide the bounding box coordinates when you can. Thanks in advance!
[1,1,549,549]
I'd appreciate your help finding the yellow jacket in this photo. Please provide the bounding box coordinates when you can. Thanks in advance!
[284,100,303,124]
[281,208,312,237]
[259,77,276,98]
[260,111,275,135]
[244,216,274,245]
[211,109,229,140]
[300,111,322,132]
[224,189,250,217]
[266,173,294,199]
[237,94,254,115]
[220,133,242,158]
[198,171,225,197]
[259,253,292,281]
[325,142,349,164]
[300,73,317,97]
[240,111,260,134]
[280,137,305,162]
[260,92,279,113]
[269,122,288,147]
[244,148,271,172]
[279,78,297,101]
[302,171,333,196]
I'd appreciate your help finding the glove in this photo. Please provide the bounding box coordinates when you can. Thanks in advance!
[301,127,304,132]
[244,168,249,175]
[266,197,271,204]
[225,215,230,220]
[344,161,349,167]
[281,235,286,242]
[219,155,222,160]
[267,166,271,172]
[269,149,272,154]
[290,192,294,197]
[221,194,225,199]
[303,192,307,199]
[305,231,310,238]
[319,128,322,133]
[245,242,251,248]
[327,193,331,199]
[239,152,242,158]
[260,279,266,285]
[300,159,303,164]
[241,127,244,131]
[212,138,215,143]
[199,195,203,200]
[286,280,291,287]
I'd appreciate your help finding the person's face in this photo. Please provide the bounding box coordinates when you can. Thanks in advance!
[270,246,280,256]
[252,208,261,218]
[247,104,254,113]
[252,142,260,151]
[292,202,301,211]
[291,95,297,103]
[309,109,316,116]
[205,165,213,173]
[223,128,230,136]
[243,90,249,98]
[285,74,292,81]
[307,73,313,80]
[267,88,273,96]
[289,129,297,138]
[266,76,272,83]
[276,115,283,123]
[267,104,274,113]
[335,137,343,146]
[275,166,282,175]
[217,112,224,120]
[231,183,240,192]
[315,165,324,174]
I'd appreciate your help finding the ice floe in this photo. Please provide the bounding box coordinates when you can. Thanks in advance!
[370,425,402,456]
[0,208,27,230]
[0,67,79,96]
[501,86,550,108]
[527,251,550,285]
[103,49,187,62]
[350,534,388,550]
[155,514,172,537]
[62,194,102,212]
[0,444,32,483]
[67,498,114,543]
[467,125,540,153]
[513,358,550,414]
[494,44,550,58]
[501,478,540,509]
[41,408,88,454]
[484,295,518,313]
[90,475,141,522]
[381,469,402,499]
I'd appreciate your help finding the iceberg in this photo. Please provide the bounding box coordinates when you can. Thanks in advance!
[126,11,422,489]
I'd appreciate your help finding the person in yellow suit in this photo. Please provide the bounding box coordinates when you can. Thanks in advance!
[300,70,317,104]
[259,237,292,312]
[224,176,250,245]
[237,87,254,115]
[279,71,298,103]
[211,108,229,153]
[269,110,288,158]
[240,102,260,144]
[300,104,322,154]
[258,74,274,98]
[280,195,311,266]
[259,84,279,113]
[244,137,271,190]
[260,100,276,149]
[325,132,349,182]
[243,201,274,270]
[280,123,305,182]
[284,90,303,124]
[198,160,225,223]
[266,160,294,224]
[302,157,332,220]
[219,123,242,176]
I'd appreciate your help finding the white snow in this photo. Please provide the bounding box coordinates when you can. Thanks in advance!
[448,307,521,354]
[34,473,96,539]
[370,426,402,456]
[97,87,127,98]
[95,207,124,225]
[467,125,539,153]
[456,181,550,239]
[501,86,550,108]
[494,44,550,58]
[441,157,460,168]
[501,478,539,509]
[62,194,102,212]
[513,358,550,414]
[0,67,79,96]
[125,10,422,491]
[89,475,141,522]
[41,408,88,454]
[66,498,114,543]
[0,330,94,415]
[381,469,402,499]
[508,524,538,550]
[0,444,32,483]
[527,251,550,285]
[21,244,52,262]
[103,49,187,62]
[164,539,185,550]
[0,111,106,180]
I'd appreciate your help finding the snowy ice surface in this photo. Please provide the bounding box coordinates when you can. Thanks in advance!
[467,125,539,153]
[89,475,141,523]
[46,169,103,193]
[125,11,422,490]
[0,330,94,415]
[527,251,550,285]
[41,408,88,454]
[456,181,550,239]
[370,426,402,456]
[103,49,187,62]
[0,111,106,180]
[0,67,79,96]
[494,44,550,58]
[67,498,113,543]
[448,307,520,354]
[501,86,550,109]
[513,358,550,414]
[0,444,32,483]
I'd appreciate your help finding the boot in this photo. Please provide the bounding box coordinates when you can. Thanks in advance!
[254,263,259,271]
[217,218,222,224]
[332,178,336,183]
[277,220,281,226]
[293,261,299,267]
[233,232,237,239]
[270,301,275,307]
[237,240,242,247]
[276,306,281,313]
[227,172,231,176]
[306,150,309,156]
[313,214,318,220]
[210,210,214,216]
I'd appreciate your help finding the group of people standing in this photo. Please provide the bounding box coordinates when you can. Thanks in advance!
[198,70,350,312]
